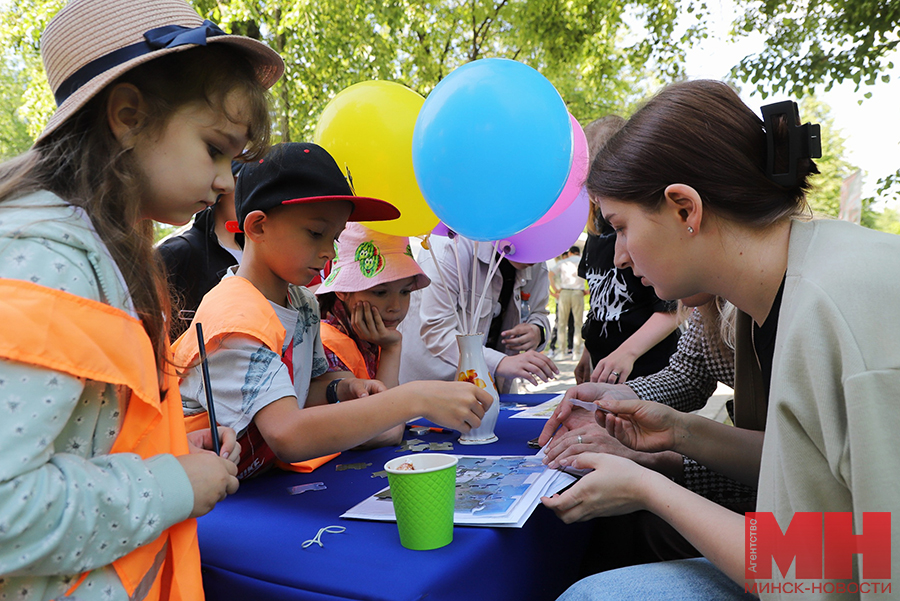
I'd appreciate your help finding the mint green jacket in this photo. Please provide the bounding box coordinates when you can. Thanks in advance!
[0,192,193,601]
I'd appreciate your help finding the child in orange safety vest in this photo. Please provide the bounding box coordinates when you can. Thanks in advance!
[314,223,432,446]
[174,143,493,481]
[0,0,284,599]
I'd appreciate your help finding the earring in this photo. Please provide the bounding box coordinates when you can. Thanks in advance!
[687,226,694,234]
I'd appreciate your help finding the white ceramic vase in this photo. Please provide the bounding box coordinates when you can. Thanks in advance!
[455,333,499,445]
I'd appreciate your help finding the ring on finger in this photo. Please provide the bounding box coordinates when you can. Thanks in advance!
[577,435,583,444]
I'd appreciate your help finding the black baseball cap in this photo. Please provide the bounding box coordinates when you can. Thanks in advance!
[226,142,400,233]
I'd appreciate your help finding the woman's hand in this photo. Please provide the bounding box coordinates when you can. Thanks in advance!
[177,452,240,518]
[590,347,636,384]
[542,423,641,469]
[350,301,402,348]
[541,453,653,523]
[599,397,684,454]
[187,426,241,465]
[574,348,592,384]
[496,350,559,386]
[538,383,639,446]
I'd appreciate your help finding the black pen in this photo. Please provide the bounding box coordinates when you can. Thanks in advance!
[196,323,221,456]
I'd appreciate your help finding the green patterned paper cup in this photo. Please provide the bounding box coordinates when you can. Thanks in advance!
[385,454,458,550]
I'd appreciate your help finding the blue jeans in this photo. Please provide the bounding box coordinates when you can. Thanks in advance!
[557,558,758,600]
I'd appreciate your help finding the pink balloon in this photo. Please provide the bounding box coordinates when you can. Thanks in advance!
[498,186,590,264]
[532,114,589,227]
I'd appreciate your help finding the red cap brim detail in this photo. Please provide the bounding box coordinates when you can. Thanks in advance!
[280,195,400,222]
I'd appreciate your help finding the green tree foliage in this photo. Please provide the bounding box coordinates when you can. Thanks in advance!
[798,96,894,230]
[798,95,899,231]
[0,0,63,140]
[731,0,898,98]
[0,55,33,158]
[0,0,699,143]
[872,206,900,234]
[728,0,899,200]
[799,96,857,216]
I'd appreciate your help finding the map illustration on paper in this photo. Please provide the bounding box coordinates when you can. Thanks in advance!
[341,453,575,527]
[455,456,546,517]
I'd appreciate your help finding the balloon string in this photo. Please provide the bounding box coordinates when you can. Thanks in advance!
[422,235,465,333]
[452,235,469,334]
[470,241,479,336]
[471,240,506,336]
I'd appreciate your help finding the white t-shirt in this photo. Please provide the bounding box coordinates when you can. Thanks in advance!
[181,271,328,435]
[552,255,585,290]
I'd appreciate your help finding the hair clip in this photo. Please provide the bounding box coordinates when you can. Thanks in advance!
[760,100,822,187]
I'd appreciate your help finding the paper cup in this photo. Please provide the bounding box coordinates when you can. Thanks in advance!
[385,454,458,550]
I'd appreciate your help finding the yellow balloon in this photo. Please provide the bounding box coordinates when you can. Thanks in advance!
[314,81,439,237]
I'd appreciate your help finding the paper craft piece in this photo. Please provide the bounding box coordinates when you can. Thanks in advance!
[288,482,326,495]
[397,437,455,453]
[342,455,575,528]
[336,462,372,471]
[396,438,426,452]
[371,470,389,479]
[406,426,431,435]
[499,400,530,411]
[568,398,613,415]
[509,393,564,419]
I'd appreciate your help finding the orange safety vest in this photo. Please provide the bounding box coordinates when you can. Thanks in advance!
[0,278,203,601]
[173,276,337,477]
[319,322,375,379]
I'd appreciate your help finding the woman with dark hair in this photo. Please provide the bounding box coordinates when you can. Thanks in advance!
[543,80,900,599]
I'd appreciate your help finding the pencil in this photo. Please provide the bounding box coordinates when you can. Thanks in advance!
[405,424,453,434]
[196,323,221,456]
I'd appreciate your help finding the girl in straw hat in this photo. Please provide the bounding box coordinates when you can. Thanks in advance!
[315,223,432,446]
[0,0,283,599]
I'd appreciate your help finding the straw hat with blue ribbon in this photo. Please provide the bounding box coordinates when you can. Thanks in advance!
[36,0,285,145]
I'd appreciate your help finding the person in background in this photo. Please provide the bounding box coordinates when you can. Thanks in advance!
[576,115,680,385]
[547,250,576,359]
[315,223,431,446]
[550,244,586,360]
[0,0,282,598]
[400,235,558,393]
[158,161,244,338]
[175,143,493,480]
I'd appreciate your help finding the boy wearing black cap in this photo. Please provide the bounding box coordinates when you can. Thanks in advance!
[173,143,492,479]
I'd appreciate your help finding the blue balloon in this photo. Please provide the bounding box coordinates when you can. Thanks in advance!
[412,58,572,241]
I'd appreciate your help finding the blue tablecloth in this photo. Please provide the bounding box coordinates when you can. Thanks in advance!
[197,394,594,601]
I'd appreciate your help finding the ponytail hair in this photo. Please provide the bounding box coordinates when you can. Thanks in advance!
[588,80,818,229]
